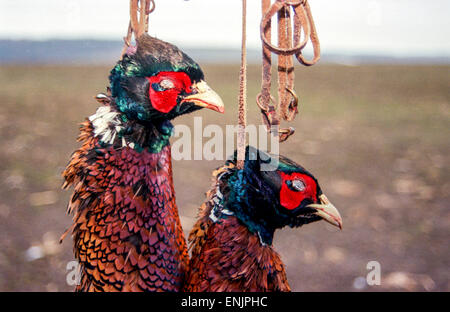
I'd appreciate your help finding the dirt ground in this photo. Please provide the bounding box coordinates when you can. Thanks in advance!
[0,64,448,291]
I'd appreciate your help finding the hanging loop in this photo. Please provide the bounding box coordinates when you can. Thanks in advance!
[256,93,277,130]
[294,1,320,66]
[257,0,320,143]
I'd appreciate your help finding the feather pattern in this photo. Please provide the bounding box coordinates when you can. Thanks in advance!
[184,146,340,292]
[63,111,188,292]
[184,163,290,292]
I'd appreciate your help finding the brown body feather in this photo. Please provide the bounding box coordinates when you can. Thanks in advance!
[63,120,188,291]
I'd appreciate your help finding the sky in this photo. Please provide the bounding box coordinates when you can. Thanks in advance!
[0,0,449,56]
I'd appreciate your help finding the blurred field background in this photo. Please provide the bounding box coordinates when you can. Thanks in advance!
[0,63,448,291]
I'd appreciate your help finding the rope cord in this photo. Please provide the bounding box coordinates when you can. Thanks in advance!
[237,0,248,170]
[257,0,320,142]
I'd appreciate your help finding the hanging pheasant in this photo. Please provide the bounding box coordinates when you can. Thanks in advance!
[184,146,342,291]
[184,0,330,292]
[62,33,224,291]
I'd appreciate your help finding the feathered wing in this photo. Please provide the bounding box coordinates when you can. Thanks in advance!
[63,119,188,292]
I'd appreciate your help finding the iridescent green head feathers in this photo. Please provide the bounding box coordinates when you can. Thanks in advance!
[109,34,223,122]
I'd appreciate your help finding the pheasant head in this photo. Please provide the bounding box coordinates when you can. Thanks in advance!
[109,34,223,122]
[219,146,342,245]
[184,146,342,291]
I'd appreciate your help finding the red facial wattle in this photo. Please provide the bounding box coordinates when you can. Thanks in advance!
[279,172,318,210]
[147,71,192,113]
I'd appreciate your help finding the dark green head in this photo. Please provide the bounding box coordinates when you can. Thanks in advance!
[218,146,342,245]
[109,34,224,122]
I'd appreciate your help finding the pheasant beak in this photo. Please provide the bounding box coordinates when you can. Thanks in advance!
[181,80,225,113]
[307,194,343,229]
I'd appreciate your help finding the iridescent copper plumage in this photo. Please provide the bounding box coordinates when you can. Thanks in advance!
[63,121,188,291]
[184,147,342,292]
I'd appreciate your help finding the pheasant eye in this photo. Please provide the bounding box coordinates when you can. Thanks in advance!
[159,79,175,90]
[289,179,306,192]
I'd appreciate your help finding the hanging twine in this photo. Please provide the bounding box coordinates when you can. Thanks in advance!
[257,0,320,142]
[236,0,248,170]
[120,0,156,58]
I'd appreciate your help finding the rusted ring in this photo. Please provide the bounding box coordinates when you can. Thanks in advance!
[256,93,277,113]
[286,87,298,110]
